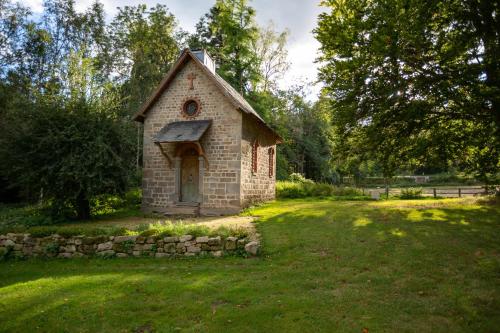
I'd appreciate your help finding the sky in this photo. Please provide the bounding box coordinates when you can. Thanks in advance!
[25,0,326,100]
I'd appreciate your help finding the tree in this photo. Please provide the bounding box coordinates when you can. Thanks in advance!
[1,51,134,219]
[248,85,335,181]
[252,21,290,92]
[190,0,260,94]
[314,0,500,182]
[110,4,181,114]
[109,4,183,172]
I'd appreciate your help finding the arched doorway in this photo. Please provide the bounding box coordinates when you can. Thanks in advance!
[180,148,199,203]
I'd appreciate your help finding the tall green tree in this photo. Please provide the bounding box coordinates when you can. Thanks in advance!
[110,4,181,114]
[248,86,335,181]
[315,0,500,182]
[1,51,134,219]
[190,0,260,94]
[109,4,182,172]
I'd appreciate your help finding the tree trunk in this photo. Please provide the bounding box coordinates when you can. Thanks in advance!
[76,192,91,220]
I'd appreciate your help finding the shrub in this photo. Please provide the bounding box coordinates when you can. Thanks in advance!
[400,187,423,199]
[90,188,142,217]
[90,194,126,216]
[276,180,363,199]
[276,181,307,198]
[124,188,142,207]
[288,173,314,184]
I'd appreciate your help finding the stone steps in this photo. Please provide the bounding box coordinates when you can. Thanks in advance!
[164,203,200,216]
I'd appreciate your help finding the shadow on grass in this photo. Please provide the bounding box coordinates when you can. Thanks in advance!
[0,199,499,332]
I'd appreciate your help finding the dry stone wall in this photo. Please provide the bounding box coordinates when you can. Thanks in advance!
[0,233,260,259]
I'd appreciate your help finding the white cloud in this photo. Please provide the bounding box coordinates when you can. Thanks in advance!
[24,0,43,13]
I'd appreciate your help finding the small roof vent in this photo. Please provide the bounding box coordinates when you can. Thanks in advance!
[191,49,216,74]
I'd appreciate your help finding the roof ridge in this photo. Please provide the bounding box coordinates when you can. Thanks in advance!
[133,48,281,142]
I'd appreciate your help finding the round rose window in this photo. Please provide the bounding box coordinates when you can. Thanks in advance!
[183,100,199,117]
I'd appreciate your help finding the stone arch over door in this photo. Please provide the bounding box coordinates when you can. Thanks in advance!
[174,143,206,203]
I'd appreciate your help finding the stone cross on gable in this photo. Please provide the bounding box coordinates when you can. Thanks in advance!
[187,73,196,90]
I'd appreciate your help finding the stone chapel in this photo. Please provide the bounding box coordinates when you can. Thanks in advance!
[134,49,281,215]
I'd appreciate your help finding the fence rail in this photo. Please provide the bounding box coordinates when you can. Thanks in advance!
[361,186,497,198]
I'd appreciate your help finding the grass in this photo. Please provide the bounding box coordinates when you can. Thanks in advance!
[0,197,499,332]
[0,220,249,239]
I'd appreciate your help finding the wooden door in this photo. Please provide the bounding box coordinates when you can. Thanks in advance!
[181,155,199,202]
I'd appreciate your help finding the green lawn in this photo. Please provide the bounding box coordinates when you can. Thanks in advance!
[1,198,499,332]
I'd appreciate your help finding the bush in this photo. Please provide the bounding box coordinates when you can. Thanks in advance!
[90,195,126,216]
[124,188,142,207]
[276,181,308,198]
[288,173,314,184]
[400,187,423,199]
[276,180,363,198]
[91,188,142,217]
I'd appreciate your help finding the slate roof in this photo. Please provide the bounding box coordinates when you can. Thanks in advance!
[133,49,280,142]
[153,120,212,143]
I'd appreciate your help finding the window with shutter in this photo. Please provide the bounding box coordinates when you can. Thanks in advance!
[268,147,274,177]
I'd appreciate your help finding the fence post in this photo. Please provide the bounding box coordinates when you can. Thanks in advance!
[433,188,436,198]
[458,188,461,197]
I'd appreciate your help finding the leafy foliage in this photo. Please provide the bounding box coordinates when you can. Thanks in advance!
[1,52,134,219]
[0,1,183,217]
[315,0,500,182]
[189,0,260,94]
[110,4,182,114]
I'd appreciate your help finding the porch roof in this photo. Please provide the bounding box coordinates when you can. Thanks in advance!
[153,120,212,143]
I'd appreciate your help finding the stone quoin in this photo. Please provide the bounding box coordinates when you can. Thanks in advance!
[134,49,281,216]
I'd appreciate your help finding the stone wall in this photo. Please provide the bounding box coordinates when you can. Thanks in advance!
[240,113,277,207]
[0,233,260,259]
[142,59,242,213]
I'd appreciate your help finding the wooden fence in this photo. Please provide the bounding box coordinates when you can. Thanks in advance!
[361,186,496,198]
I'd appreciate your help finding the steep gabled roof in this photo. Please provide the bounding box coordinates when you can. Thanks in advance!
[133,49,281,142]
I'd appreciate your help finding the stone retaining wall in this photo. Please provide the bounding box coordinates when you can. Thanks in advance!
[0,233,260,259]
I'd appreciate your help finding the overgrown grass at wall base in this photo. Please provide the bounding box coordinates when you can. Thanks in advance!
[0,221,250,239]
[276,181,364,199]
